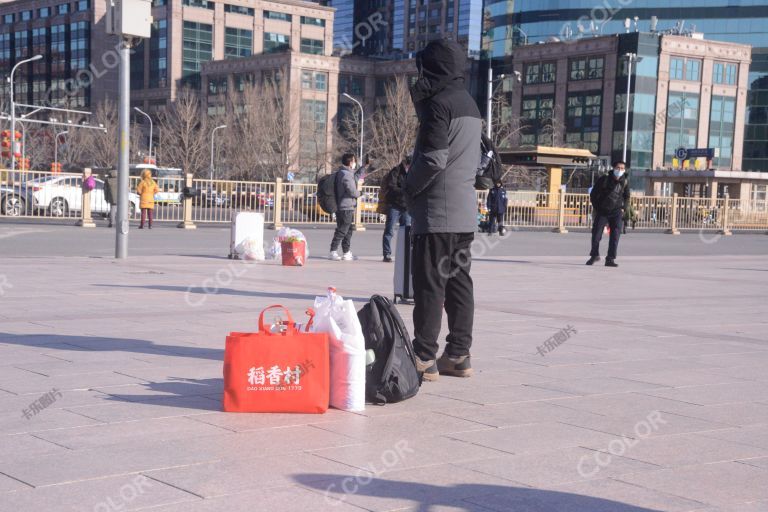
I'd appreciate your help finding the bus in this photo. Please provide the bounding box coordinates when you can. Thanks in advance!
[130,164,184,205]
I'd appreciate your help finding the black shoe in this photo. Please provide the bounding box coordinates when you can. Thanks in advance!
[605,260,619,267]
[383,255,392,263]
[586,256,600,266]
[437,353,473,378]
[138,226,144,229]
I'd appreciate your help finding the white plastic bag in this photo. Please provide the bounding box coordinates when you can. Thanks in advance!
[311,288,366,411]
[267,227,310,260]
[237,236,265,261]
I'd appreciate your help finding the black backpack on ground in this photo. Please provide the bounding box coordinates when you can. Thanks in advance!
[357,295,421,404]
[476,132,504,190]
[317,173,337,214]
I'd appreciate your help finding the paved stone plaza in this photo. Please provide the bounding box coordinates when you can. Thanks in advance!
[1,223,767,511]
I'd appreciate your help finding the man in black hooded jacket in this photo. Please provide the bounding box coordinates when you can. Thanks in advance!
[406,39,481,381]
[587,161,630,267]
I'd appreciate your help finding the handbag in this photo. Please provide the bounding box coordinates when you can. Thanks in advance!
[223,305,330,413]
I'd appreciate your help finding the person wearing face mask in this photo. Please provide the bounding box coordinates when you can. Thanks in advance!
[381,155,412,262]
[587,161,630,267]
[329,152,361,261]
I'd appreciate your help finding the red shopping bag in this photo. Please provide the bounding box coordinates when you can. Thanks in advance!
[223,305,329,413]
[281,241,306,266]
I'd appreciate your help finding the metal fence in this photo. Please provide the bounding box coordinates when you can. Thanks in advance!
[2,170,767,233]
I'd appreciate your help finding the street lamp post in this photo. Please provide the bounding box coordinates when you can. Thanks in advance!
[210,124,226,181]
[9,54,43,171]
[54,130,69,167]
[486,69,520,140]
[134,107,153,160]
[342,93,364,164]
[622,52,638,163]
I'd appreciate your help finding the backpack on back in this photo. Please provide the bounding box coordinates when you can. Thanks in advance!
[317,173,338,214]
[357,295,421,404]
[476,133,504,190]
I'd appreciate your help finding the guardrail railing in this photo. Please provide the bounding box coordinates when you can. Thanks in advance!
[2,170,768,233]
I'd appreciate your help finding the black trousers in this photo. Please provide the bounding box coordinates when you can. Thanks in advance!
[488,212,504,233]
[330,209,355,253]
[590,210,623,260]
[412,233,475,361]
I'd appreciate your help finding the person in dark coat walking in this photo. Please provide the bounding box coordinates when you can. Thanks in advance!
[486,181,508,235]
[587,161,630,267]
[406,39,482,381]
[381,156,412,262]
[103,170,118,228]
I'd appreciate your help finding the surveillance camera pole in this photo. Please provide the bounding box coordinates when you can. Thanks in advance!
[116,37,132,260]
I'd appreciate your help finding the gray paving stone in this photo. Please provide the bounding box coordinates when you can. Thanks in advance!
[696,425,768,451]
[0,407,103,435]
[446,421,616,455]
[527,376,666,396]
[457,446,660,487]
[675,402,768,427]
[639,382,768,406]
[0,474,198,512]
[551,478,708,512]
[617,461,768,507]
[424,383,575,406]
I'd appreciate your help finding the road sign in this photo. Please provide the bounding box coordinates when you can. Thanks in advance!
[675,147,715,160]
[286,172,295,182]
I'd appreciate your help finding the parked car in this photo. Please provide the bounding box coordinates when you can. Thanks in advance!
[0,184,34,217]
[27,175,139,217]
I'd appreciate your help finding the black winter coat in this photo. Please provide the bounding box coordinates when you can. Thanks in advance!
[385,164,408,211]
[590,173,629,215]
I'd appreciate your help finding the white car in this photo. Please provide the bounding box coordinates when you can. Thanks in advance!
[28,175,140,217]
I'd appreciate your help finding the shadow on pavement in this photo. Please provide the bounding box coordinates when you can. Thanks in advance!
[0,333,223,361]
[293,474,663,511]
[100,377,224,409]
[92,284,370,302]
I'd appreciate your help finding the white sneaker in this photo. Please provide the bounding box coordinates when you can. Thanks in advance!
[342,251,354,261]
[329,251,342,261]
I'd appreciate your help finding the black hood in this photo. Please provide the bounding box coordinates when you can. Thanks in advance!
[410,39,467,104]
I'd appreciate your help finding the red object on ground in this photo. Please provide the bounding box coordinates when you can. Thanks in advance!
[281,240,306,266]
[223,305,329,413]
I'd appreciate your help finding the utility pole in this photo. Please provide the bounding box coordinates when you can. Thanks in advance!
[107,0,153,259]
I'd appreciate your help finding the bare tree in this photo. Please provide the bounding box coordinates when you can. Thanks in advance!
[223,74,294,181]
[538,105,565,147]
[366,75,419,177]
[157,88,209,177]
[488,89,523,150]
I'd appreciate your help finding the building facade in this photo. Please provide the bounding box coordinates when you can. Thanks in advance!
[483,0,768,173]
[510,32,753,197]
[0,0,335,113]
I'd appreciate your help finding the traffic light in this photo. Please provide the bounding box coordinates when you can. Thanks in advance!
[142,156,156,165]
[18,157,30,170]
[50,162,62,174]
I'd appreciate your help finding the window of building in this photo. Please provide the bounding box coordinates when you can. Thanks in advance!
[570,57,603,81]
[69,21,90,106]
[225,4,254,16]
[300,99,327,169]
[714,62,738,85]
[149,19,167,88]
[263,32,289,53]
[524,61,555,84]
[182,21,212,90]
[208,76,228,96]
[264,10,292,22]
[234,72,253,92]
[153,0,166,5]
[183,0,215,9]
[225,27,252,59]
[20,10,32,21]
[131,39,146,90]
[664,92,699,165]
[57,3,69,14]
[670,57,684,80]
[339,74,364,96]
[670,57,701,81]
[38,8,50,18]
[520,96,554,146]
[685,59,701,81]
[566,92,601,152]
[3,14,14,24]
[75,0,89,11]
[709,95,736,168]
[300,38,323,55]
[301,70,328,91]
[301,16,325,27]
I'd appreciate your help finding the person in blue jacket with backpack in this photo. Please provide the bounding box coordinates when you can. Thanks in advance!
[486,181,508,235]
